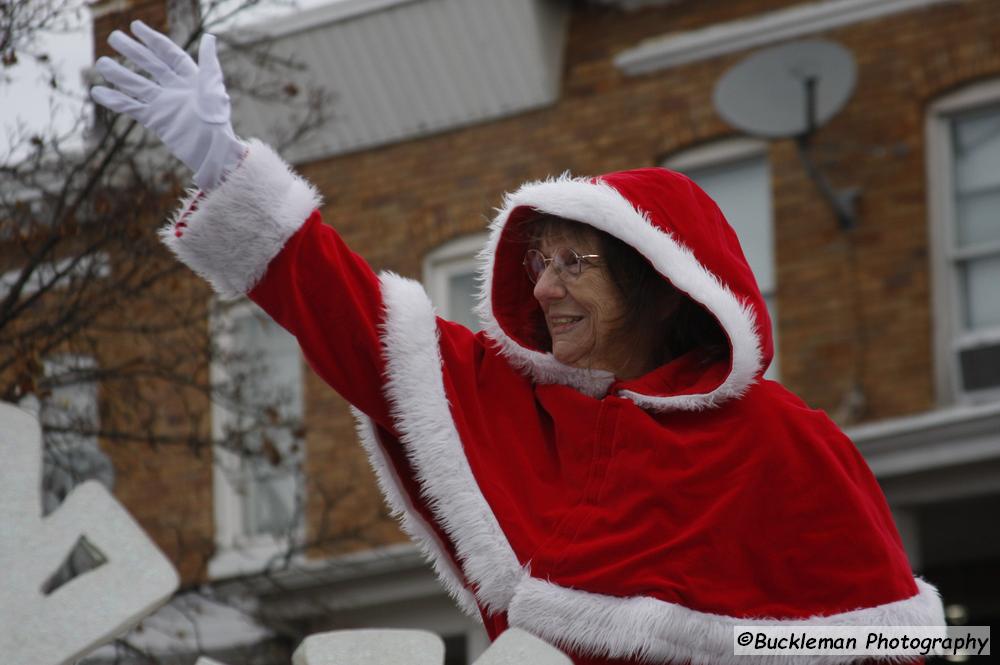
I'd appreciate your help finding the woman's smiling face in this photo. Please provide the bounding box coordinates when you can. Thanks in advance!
[531,227,629,373]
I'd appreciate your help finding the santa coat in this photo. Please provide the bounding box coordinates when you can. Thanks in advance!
[162,140,944,664]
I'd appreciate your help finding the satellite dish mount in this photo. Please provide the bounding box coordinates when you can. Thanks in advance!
[713,40,860,229]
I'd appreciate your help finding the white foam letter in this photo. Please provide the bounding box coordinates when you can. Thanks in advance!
[0,403,179,665]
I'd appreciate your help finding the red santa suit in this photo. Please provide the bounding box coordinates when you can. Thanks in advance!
[163,140,944,664]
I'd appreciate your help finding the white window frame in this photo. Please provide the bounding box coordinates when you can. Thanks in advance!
[926,78,1000,406]
[422,233,488,327]
[208,298,305,579]
[663,138,779,380]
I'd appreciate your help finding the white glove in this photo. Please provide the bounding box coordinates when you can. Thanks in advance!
[91,20,245,191]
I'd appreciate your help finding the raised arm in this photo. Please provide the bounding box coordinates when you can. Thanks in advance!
[91,22,410,429]
[92,21,244,192]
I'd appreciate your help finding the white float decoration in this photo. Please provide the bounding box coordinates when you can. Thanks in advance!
[1,402,569,664]
[0,402,180,665]
[194,627,571,665]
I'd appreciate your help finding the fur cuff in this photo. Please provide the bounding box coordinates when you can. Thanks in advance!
[160,139,322,298]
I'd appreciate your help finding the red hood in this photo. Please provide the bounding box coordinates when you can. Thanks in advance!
[477,167,774,411]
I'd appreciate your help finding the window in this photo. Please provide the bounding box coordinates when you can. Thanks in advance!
[665,139,779,380]
[18,355,113,589]
[22,355,113,512]
[209,300,305,578]
[927,79,1000,402]
[423,233,488,331]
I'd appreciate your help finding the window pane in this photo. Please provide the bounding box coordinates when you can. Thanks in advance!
[952,104,1000,248]
[954,186,1000,247]
[244,469,297,537]
[232,312,302,406]
[230,310,303,537]
[961,254,1000,330]
[682,155,775,292]
[447,271,480,331]
[952,104,1000,194]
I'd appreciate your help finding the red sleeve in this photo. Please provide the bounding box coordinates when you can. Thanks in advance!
[247,211,396,430]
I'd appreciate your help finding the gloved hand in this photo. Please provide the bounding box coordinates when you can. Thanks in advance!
[91,20,245,191]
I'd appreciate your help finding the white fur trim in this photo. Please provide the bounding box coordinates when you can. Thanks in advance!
[374,272,525,615]
[508,577,944,665]
[160,139,322,298]
[368,272,942,662]
[476,174,763,411]
[350,409,480,618]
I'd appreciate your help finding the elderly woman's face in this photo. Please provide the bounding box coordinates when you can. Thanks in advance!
[532,228,628,373]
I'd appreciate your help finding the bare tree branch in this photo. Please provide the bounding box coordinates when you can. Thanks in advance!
[1,2,362,662]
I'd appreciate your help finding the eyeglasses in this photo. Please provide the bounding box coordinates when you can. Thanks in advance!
[522,247,601,284]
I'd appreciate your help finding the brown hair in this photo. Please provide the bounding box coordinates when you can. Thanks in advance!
[526,215,729,368]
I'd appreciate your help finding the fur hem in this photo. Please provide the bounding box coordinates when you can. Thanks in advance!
[375,272,525,615]
[475,173,763,411]
[350,410,480,618]
[367,274,943,662]
[508,577,944,665]
[160,139,322,298]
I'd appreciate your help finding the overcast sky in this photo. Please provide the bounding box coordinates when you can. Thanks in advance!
[0,0,344,161]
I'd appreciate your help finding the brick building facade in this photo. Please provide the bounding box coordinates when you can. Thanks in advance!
[70,0,1000,662]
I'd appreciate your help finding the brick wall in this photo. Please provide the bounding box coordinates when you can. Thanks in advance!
[88,0,1000,574]
[295,0,1000,558]
[92,0,169,59]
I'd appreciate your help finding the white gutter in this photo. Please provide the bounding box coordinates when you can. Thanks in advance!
[847,402,1000,478]
[228,0,424,41]
[614,0,960,74]
[214,542,426,594]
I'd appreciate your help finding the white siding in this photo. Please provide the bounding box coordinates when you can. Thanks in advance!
[228,0,569,164]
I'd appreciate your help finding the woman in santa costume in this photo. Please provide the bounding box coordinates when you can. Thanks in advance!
[93,23,944,664]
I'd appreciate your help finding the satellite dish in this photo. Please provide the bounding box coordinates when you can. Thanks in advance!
[713,40,857,139]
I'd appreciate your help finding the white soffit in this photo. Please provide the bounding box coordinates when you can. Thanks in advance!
[847,402,1000,479]
[227,0,569,164]
[614,0,960,75]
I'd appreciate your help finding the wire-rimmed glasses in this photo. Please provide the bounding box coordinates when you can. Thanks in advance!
[522,247,601,284]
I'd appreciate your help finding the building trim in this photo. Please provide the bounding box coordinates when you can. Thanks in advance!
[229,0,424,42]
[848,403,1000,478]
[662,136,768,172]
[215,542,425,592]
[592,0,683,10]
[215,544,455,619]
[88,0,131,21]
[614,0,959,75]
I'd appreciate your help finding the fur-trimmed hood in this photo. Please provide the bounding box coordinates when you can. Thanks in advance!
[477,167,774,411]
[165,141,942,664]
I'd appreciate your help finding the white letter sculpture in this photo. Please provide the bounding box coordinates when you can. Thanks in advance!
[0,402,180,665]
[196,627,571,665]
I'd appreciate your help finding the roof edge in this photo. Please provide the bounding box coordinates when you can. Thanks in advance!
[229,0,424,42]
